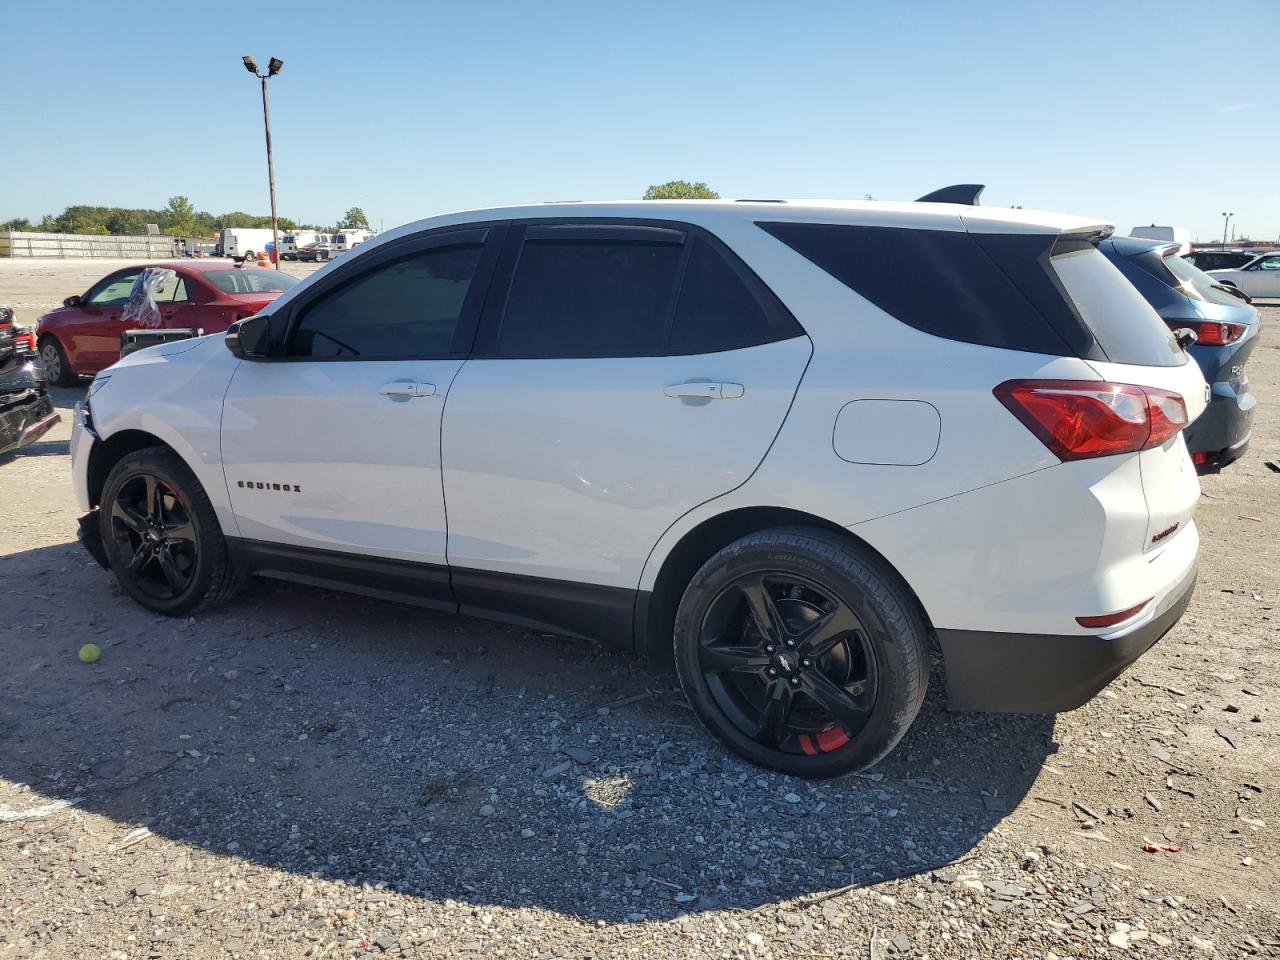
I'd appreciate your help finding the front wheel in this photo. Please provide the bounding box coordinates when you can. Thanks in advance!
[98,447,240,615]
[39,336,77,387]
[674,528,929,778]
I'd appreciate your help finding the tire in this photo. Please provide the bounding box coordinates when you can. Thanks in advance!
[674,527,929,778]
[39,336,77,386]
[98,447,240,616]
[242,251,255,263]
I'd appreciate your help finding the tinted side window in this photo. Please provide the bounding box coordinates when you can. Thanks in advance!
[759,222,1080,356]
[669,239,775,354]
[289,245,481,358]
[498,239,682,357]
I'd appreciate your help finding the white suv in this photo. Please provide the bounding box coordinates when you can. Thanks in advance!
[70,193,1206,778]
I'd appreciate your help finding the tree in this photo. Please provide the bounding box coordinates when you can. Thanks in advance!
[337,207,370,230]
[162,195,195,235]
[643,180,719,200]
[0,217,32,231]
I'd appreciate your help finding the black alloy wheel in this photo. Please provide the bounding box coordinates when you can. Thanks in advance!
[674,528,929,778]
[97,447,240,615]
[107,473,198,600]
[698,572,878,756]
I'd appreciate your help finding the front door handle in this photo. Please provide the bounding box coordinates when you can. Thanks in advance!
[377,381,436,399]
[663,381,744,400]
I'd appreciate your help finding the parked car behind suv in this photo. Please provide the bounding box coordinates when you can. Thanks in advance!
[36,262,299,384]
[70,195,1206,777]
[1101,238,1260,472]
[1207,251,1280,300]
[1183,250,1264,272]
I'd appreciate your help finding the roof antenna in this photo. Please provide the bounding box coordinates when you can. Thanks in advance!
[916,184,985,206]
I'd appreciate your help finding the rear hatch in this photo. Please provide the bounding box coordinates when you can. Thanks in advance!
[1045,240,1207,554]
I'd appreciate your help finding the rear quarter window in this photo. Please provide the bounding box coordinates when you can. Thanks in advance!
[760,222,1185,366]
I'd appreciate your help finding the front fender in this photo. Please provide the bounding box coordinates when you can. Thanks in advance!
[88,337,241,537]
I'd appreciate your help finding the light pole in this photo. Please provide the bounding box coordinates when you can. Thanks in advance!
[242,55,284,269]
[1221,211,1233,249]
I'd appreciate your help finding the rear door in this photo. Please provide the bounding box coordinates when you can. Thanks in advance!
[220,227,501,600]
[441,221,811,638]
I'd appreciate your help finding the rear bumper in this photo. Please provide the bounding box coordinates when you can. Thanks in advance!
[938,560,1197,713]
[1185,380,1254,472]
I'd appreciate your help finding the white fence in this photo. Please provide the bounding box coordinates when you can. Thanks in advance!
[0,231,178,259]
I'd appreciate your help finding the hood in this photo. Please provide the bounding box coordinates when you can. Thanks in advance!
[107,332,219,372]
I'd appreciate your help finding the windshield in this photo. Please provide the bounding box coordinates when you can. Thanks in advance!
[1160,251,1243,307]
[203,270,300,295]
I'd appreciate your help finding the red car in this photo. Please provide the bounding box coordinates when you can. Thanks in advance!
[36,262,299,385]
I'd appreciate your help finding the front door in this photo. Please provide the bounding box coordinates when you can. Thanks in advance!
[1245,254,1280,297]
[73,269,141,372]
[220,227,499,606]
[441,222,812,640]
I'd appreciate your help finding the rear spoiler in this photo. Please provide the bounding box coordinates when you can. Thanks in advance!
[916,184,985,206]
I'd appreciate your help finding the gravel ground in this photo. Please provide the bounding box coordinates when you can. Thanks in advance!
[1,260,1277,958]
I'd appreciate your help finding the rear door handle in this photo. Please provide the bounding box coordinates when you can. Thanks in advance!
[377,381,436,398]
[664,381,744,400]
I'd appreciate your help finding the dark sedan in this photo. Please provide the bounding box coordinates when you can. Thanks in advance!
[1102,237,1261,472]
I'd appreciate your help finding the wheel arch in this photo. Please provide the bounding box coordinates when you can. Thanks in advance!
[636,506,934,668]
[87,430,183,509]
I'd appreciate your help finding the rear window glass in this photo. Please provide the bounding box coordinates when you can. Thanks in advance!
[1050,244,1183,367]
[1153,251,1244,307]
[204,270,299,295]
[668,238,776,354]
[499,239,683,356]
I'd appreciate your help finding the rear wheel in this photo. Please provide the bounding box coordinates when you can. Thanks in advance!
[38,336,77,386]
[98,447,239,615]
[674,527,929,778]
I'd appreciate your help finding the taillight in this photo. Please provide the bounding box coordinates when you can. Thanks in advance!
[1165,319,1245,346]
[994,380,1188,461]
[15,331,36,352]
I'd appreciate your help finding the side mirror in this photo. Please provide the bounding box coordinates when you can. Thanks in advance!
[225,314,272,359]
[1172,327,1199,351]
[64,295,83,308]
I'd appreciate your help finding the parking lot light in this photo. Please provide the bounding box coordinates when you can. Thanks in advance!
[243,56,285,269]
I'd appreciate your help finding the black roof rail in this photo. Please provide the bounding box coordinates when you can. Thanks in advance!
[916,184,985,206]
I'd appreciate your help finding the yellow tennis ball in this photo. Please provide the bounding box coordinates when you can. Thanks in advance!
[78,643,101,664]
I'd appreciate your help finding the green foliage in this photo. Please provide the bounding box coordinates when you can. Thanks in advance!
[1,201,310,237]
[337,206,370,230]
[643,180,720,200]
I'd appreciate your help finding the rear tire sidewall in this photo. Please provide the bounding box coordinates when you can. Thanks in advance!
[674,530,928,778]
[98,449,223,616]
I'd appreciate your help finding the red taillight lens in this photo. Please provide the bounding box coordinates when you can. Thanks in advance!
[994,380,1188,461]
[1165,319,1245,346]
[1076,600,1151,629]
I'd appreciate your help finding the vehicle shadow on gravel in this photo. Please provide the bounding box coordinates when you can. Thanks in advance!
[1,542,1054,922]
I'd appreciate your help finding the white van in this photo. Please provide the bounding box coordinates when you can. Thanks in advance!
[1129,225,1192,255]
[280,231,326,260]
[330,229,373,252]
[218,228,278,262]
